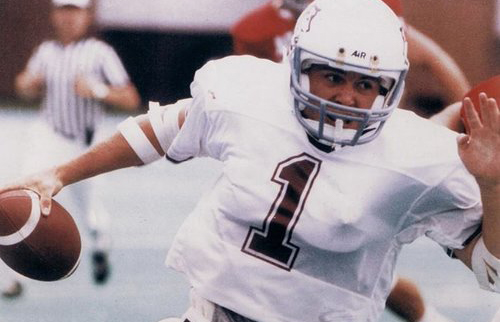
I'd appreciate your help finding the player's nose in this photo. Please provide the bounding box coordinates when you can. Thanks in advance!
[331,85,356,107]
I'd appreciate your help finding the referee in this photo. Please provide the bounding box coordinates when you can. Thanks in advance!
[8,0,140,295]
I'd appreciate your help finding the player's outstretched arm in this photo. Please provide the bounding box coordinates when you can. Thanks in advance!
[453,94,500,291]
[0,130,142,216]
[0,111,170,216]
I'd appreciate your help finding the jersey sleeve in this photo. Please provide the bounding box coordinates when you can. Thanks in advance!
[166,61,221,162]
[409,164,482,250]
[98,42,130,86]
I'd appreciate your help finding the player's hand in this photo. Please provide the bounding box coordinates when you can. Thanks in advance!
[457,93,500,188]
[15,72,44,99]
[0,168,63,216]
[75,75,110,100]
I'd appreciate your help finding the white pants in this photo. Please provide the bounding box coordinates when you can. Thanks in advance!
[177,289,255,322]
[180,289,216,322]
[22,121,110,252]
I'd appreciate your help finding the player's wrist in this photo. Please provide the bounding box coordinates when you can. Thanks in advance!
[90,81,110,100]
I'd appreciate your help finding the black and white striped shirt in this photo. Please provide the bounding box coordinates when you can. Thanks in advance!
[26,37,130,143]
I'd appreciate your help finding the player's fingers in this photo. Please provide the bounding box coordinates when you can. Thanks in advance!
[0,184,51,216]
[481,95,500,130]
[39,194,52,216]
[463,97,482,132]
[39,179,63,216]
[0,183,25,195]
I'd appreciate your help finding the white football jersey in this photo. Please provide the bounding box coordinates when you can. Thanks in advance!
[164,56,482,322]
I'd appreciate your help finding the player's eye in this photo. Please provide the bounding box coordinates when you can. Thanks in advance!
[325,72,345,85]
[356,79,381,94]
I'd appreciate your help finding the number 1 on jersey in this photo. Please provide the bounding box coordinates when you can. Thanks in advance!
[242,153,321,270]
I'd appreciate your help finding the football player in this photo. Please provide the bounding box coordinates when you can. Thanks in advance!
[232,1,469,321]
[1,0,499,321]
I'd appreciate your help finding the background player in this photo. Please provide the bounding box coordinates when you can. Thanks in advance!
[3,0,140,296]
[1,0,499,321]
[230,0,308,63]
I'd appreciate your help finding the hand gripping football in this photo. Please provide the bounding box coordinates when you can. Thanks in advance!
[0,190,81,281]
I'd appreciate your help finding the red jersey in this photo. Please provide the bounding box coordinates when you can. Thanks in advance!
[382,0,403,16]
[230,2,296,62]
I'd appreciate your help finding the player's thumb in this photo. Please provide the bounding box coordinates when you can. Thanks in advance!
[40,196,52,216]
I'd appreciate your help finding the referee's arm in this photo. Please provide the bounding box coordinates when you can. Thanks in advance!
[75,76,141,112]
[14,70,44,101]
[101,83,141,112]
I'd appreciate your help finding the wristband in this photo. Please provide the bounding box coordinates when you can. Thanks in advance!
[471,236,500,292]
[90,81,110,100]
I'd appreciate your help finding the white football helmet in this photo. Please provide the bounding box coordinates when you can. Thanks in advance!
[288,0,409,148]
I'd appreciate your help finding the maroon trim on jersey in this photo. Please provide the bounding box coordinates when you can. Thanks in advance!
[242,152,322,270]
[446,222,482,258]
[307,133,335,153]
[462,223,483,247]
[165,154,193,164]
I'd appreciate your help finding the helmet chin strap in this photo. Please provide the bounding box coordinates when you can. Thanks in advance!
[371,95,386,109]
[299,72,310,91]
[333,119,344,139]
[297,73,310,111]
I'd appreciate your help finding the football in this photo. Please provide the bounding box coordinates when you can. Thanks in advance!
[461,75,500,133]
[0,189,81,281]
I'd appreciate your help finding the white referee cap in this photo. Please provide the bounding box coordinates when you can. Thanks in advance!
[52,0,91,8]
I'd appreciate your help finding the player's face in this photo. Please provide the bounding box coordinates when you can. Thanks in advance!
[304,65,382,129]
[51,6,92,44]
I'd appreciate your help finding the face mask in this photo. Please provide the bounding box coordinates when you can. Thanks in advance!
[303,118,358,145]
